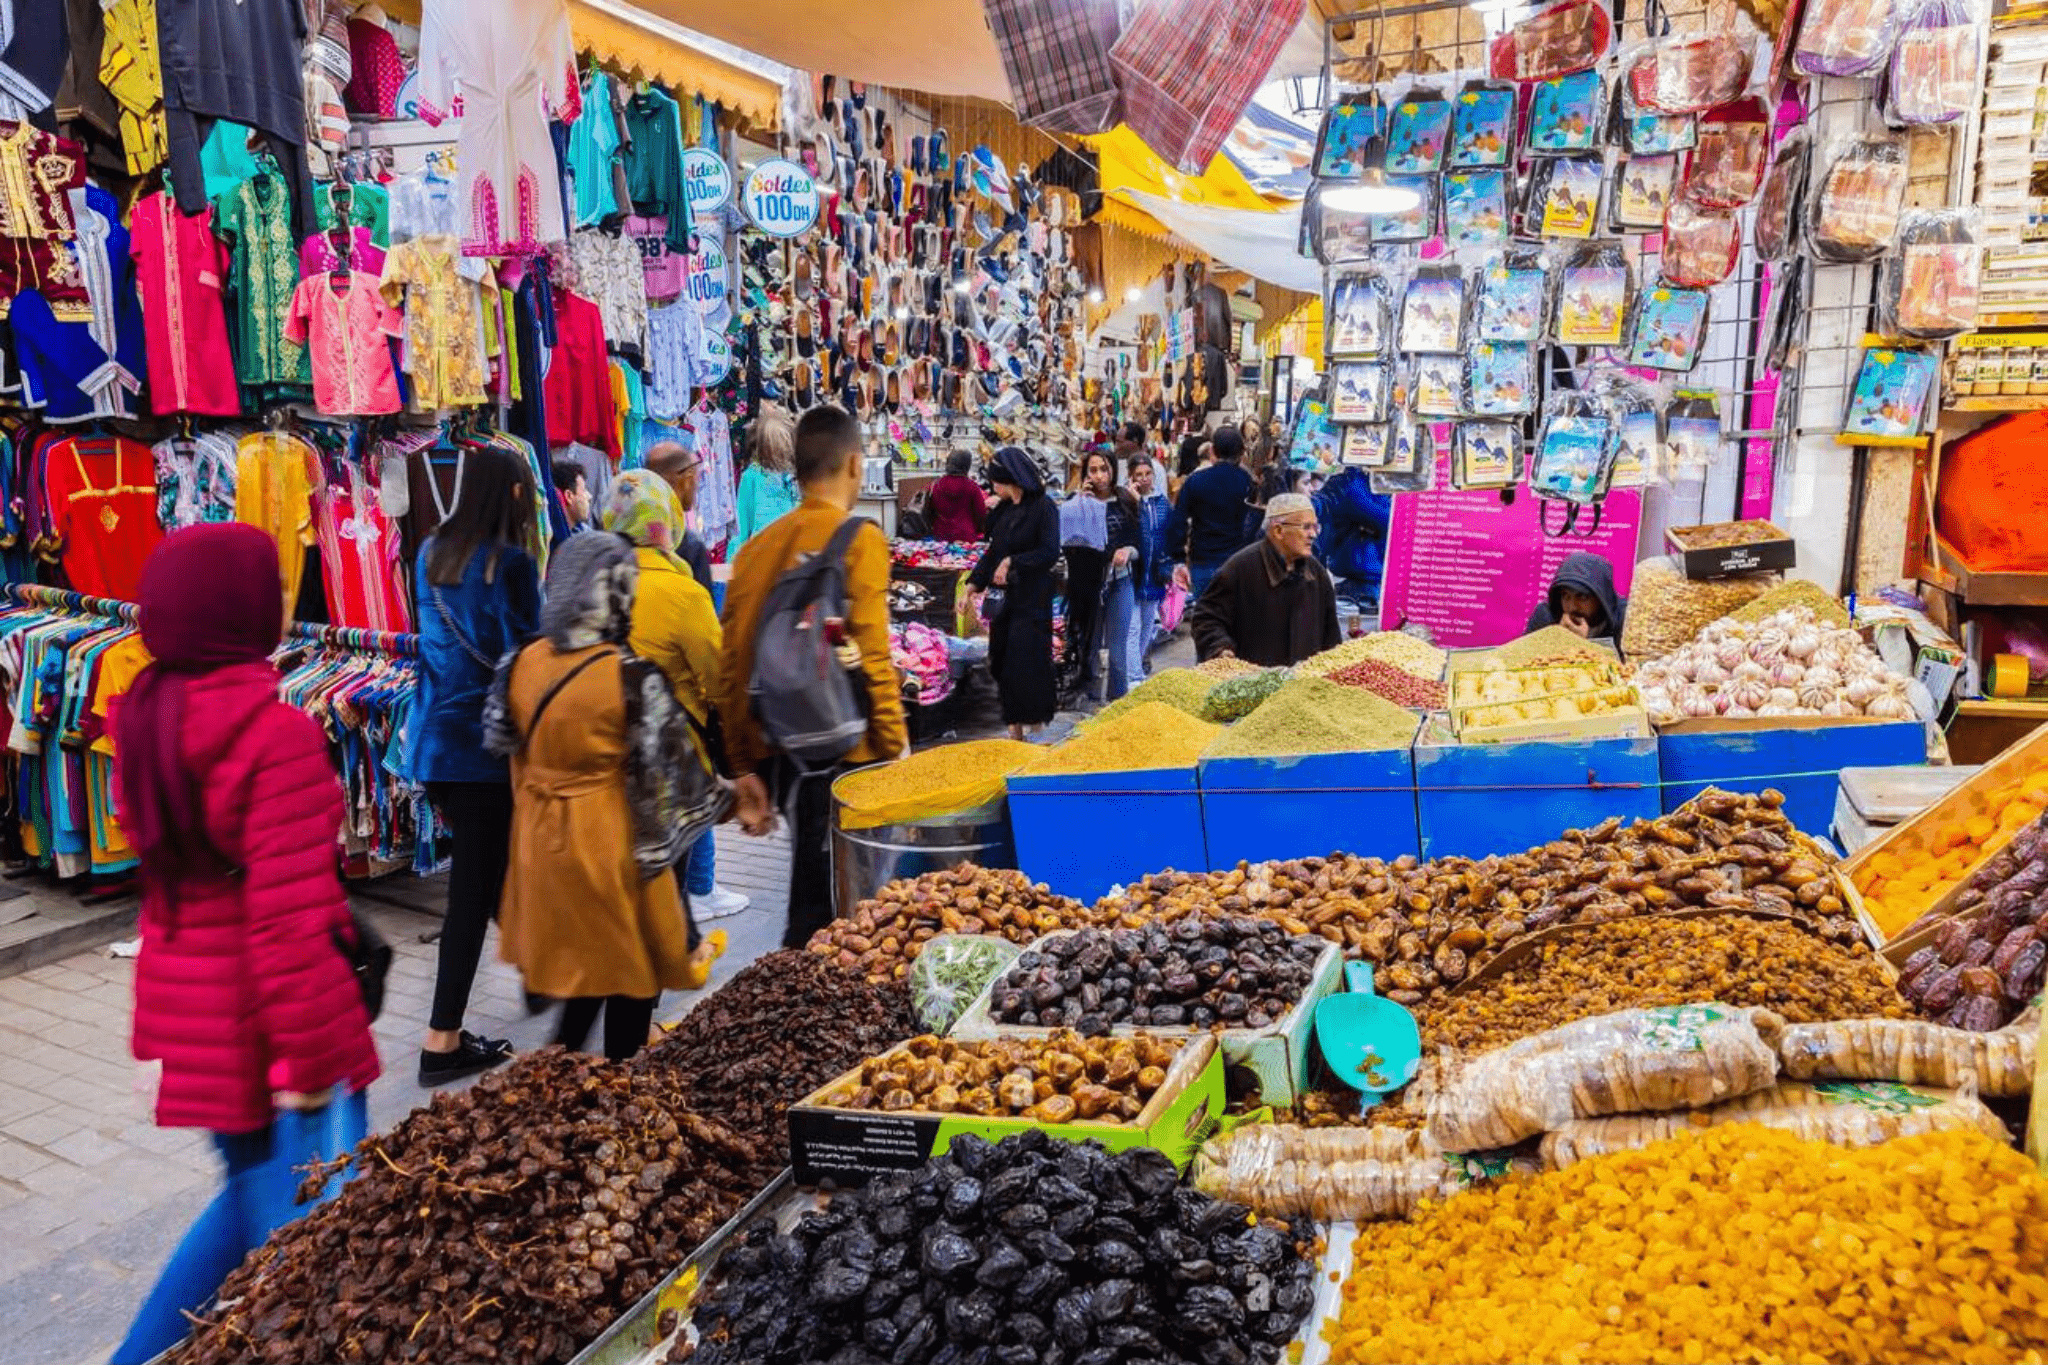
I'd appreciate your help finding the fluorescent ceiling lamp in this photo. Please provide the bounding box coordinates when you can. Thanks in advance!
[1321,178,1423,214]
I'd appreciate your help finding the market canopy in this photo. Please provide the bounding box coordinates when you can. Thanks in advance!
[1109,189,1316,293]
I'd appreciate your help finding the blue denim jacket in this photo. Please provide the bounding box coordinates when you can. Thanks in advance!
[1135,492,1174,602]
[405,540,542,784]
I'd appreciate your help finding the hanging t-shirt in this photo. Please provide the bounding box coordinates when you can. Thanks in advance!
[622,87,689,253]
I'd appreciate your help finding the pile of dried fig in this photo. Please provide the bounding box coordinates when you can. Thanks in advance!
[989,919,1323,1034]
[819,1033,1184,1124]
[809,866,1109,982]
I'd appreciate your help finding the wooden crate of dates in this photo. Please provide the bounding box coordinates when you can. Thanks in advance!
[949,921,1343,1108]
[786,1032,1223,1188]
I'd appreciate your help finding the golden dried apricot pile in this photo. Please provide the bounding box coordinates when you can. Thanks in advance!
[1328,1125,2048,1365]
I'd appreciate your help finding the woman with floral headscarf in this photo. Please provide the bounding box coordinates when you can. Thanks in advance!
[486,532,726,1061]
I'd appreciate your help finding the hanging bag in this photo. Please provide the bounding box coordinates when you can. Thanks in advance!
[983,0,1125,135]
[1110,0,1305,173]
[1488,0,1614,80]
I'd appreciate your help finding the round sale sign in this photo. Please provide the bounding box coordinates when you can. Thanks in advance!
[686,233,728,313]
[682,148,733,213]
[741,158,819,238]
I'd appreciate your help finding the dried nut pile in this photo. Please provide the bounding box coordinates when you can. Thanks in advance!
[1325,657,1447,709]
[1730,575,1855,629]
[1669,519,1789,549]
[171,1051,763,1365]
[1635,605,1913,725]
[1416,913,1913,1055]
[1297,631,1448,682]
[640,950,918,1178]
[1200,668,1293,723]
[1195,654,1265,680]
[1856,764,2048,938]
[1101,789,1853,1008]
[1326,1127,2048,1365]
[1898,819,2048,1031]
[988,919,1323,1033]
[1620,557,1779,661]
[808,866,1100,982]
[818,1032,1183,1123]
[677,1132,1318,1365]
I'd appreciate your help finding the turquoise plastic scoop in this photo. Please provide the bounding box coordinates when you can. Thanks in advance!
[1315,961,1422,1097]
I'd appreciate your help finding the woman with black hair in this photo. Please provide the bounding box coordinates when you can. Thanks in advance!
[406,445,541,1085]
[1082,449,1143,701]
[970,447,1061,738]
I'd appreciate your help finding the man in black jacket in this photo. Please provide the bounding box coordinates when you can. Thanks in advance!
[1190,495,1342,667]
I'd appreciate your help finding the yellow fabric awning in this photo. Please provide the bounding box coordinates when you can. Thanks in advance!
[1086,125,1280,240]
[569,3,780,127]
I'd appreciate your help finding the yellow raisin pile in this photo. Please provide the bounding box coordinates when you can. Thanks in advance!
[1327,1125,2048,1365]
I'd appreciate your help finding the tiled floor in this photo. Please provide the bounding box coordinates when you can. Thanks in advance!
[0,826,797,1365]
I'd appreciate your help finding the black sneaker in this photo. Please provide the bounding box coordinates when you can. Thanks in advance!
[417,1031,513,1086]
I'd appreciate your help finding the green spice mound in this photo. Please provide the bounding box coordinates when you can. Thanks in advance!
[1205,677,1419,758]
[1089,668,1214,727]
[1200,668,1292,723]
[1025,703,1223,776]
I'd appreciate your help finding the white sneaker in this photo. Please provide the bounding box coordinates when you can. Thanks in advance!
[696,884,750,920]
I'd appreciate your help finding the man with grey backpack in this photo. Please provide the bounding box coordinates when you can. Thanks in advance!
[717,405,907,947]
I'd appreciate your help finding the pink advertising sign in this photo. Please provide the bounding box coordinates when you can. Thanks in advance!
[1378,456,1640,648]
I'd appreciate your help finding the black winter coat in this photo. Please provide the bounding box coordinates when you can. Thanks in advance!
[1190,540,1342,668]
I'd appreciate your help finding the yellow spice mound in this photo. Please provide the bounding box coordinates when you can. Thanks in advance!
[834,740,1041,825]
[1327,1124,2048,1365]
[1023,702,1222,777]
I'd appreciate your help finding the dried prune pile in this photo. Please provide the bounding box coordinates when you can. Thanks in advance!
[677,1131,1318,1365]
[1898,814,2048,1030]
[641,949,918,1178]
[171,1051,763,1365]
[989,919,1323,1034]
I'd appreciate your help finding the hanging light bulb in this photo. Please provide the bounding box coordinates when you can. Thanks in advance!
[1320,169,1423,215]
[1086,286,1105,304]
[1123,285,1143,302]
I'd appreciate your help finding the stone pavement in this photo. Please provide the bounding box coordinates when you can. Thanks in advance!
[0,826,797,1365]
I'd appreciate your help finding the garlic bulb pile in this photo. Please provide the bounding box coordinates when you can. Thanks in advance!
[1634,606,1915,725]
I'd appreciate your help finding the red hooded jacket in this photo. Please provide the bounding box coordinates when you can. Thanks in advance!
[127,662,381,1132]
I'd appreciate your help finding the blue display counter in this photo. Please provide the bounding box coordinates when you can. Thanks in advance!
[1198,748,1420,870]
[1657,718,1926,837]
[1006,766,1208,902]
[1413,734,1662,859]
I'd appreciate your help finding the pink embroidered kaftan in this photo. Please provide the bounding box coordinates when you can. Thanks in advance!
[282,270,403,416]
[129,192,239,416]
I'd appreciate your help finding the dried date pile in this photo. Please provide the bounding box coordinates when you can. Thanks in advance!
[675,1132,1318,1365]
[1416,913,1914,1055]
[810,865,1107,982]
[819,1033,1183,1124]
[989,919,1322,1034]
[640,950,918,1178]
[1101,788,1850,1009]
[1898,814,2048,1029]
[172,1051,763,1365]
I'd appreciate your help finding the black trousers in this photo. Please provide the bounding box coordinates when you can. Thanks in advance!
[424,781,515,1033]
[554,995,659,1061]
[769,757,842,950]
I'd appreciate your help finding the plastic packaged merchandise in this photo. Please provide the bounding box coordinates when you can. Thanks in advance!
[1794,0,1906,76]
[1752,128,1811,261]
[1776,1006,2038,1095]
[1884,207,1984,340]
[908,933,1025,1033]
[1193,1123,1472,1221]
[1887,0,1981,125]
[1540,1078,2009,1168]
[1625,33,1753,114]
[834,739,1041,829]
[1810,136,1910,263]
[1684,97,1769,209]
[1025,701,1222,775]
[1205,676,1419,757]
[1325,1126,2048,1365]
[1423,1003,1785,1150]
[1659,200,1739,287]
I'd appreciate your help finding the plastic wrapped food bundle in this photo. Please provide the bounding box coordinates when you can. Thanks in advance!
[1884,207,1983,340]
[1794,0,1906,76]
[1660,200,1740,287]
[1775,1006,2038,1095]
[1193,1124,1473,1222]
[681,1132,1322,1365]
[1423,1003,1785,1151]
[1325,1126,2048,1365]
[909,934,1026,1033]
[1684,97,1769,209]
[1810,136,1910,263]
[1538,1079,2009,1168]
[1887,0,1981,124]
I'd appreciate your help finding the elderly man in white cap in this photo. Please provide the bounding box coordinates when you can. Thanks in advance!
[1189,492,1342,668]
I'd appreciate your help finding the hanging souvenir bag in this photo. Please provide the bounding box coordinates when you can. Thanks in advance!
[1398,265,1468,354]
[1555,242,1634,348]
[1628,34,1755,115]
[1528,70,1605,155]
[1586,366,1663,488]
[1810,135,1909,263]
[1685,97,1770,208]
[1532,388,1620,531]
[1369,176,1438,244]
[1313,93,1387,181]
[1413,355,1467,417]
[1661,200,1741,287]
[1338,422,1389,468]
[1611,153,1682,231]
[1110,0,1305,172]
[1326,269,1395,356]
[1453,421,1523,490]
[1628,284,1712,371]
[1476,249,1551,344]
[1883,207,1983,340]
[1386,84,1455,173]
[1465,340,1537,415]
[1307,183,1375,264]
[1524,155,1604,241]
[1489,0,1614,81]
[1884,0,1980,126]
[1371,414,1437,493]
[1613,60,1698,153]
[982,0,1125,134]
[1752,129,1811,261]
[1449,79,1518,168]
[1444,169,1513,248]
[1794,0,1904,77]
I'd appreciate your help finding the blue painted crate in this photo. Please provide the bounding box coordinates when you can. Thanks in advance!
[1006,767,1208,902]
[1658,719,1927,838]
[1199,748,1420,869]
[1414,734,1662,859]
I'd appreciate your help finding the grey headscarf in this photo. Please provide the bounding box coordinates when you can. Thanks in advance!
[539,531,639,650]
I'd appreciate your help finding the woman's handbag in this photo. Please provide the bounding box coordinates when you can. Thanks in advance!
[333,907,393,1021]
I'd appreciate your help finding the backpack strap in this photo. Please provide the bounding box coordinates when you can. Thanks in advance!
[818,513,872,568]
[514,647,617,758]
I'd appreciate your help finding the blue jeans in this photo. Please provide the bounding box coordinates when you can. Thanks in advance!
[1102,572,1143,702]
[685,828,715,897]
[1190,559,1224,600]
